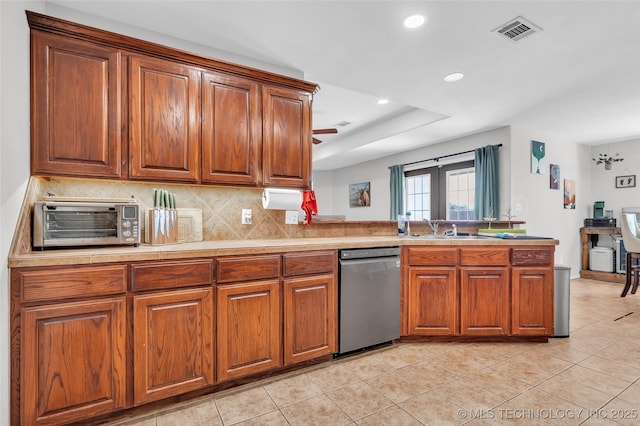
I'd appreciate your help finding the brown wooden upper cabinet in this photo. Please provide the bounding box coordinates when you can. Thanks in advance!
[262,85,312,189]
[201,71,261,186]
[129,55,201,182]
[30,30,122,178]
[28,12,317,188]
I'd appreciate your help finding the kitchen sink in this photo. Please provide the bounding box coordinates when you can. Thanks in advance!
[408,234,487,239]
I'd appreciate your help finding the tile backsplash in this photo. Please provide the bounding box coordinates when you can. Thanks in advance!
[20,177,395,246]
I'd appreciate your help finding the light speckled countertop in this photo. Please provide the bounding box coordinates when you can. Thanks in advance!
[9,236,558,268]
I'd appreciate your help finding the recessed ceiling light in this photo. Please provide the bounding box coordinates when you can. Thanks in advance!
[444,72,464,82]
[377,99,389,105]
[403,14,426,29]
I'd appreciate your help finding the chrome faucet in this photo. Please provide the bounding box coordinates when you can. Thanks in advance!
[425,219,439,235]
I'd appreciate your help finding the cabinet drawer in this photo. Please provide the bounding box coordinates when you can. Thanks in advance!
[16,264,127,303]
[407,247,458,266]
[511,248,553,266]
[283,251,336,276]
[460,248,509,266]
[217,255,281,283]
[131,259,214,291]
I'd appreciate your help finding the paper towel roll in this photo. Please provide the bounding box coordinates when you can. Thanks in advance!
[262,188,303,210]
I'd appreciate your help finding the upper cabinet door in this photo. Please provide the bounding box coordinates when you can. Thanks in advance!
[129,55,200,182]
[201,72,260,186]
[262,86,312,189]
[31,31,122,178]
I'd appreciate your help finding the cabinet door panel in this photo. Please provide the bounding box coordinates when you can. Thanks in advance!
[21,298,126,425]
[202,72,260,185]
[31,31,121,178]
[408,267,457,335]
[512,267,553,335]
[460,267,510,335]
[284,274,337,365]
[129,55,200,182]
[262,86,311,188]
[217,280,281,381]
[133,288,214,405]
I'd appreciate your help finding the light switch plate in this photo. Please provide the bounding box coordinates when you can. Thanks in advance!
[242,208,252,225]
[285,210,298,225]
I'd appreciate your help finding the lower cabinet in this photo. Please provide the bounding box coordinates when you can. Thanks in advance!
[20,297,126,425]
[512,267,554,335]
[407,267,457,335]
[216,280,282,381]
[283,274,337,365]
[404,246,554,338]
[460,267,510,336]
[133,288,214,405]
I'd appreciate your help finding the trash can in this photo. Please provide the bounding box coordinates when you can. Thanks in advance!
[553,265,571,337]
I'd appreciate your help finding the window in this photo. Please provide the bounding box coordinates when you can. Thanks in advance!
[406,174,431,220]
[447,167,475,220]
[405,160,474,220]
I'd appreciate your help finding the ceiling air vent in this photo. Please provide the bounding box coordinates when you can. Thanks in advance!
[492,16,542,42]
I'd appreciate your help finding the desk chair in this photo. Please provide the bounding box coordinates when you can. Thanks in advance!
[620,213,640,297]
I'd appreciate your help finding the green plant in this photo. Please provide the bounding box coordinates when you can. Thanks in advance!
[592,153,624,166]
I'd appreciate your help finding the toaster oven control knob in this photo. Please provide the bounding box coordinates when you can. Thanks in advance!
[123,230,132,237]
[122,221,131,228]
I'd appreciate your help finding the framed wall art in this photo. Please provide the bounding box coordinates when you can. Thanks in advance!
[349,182,371,207]
[616,175,636,188]
[531,140,546,174]
[550,164,560,189]
[563,179,575,209]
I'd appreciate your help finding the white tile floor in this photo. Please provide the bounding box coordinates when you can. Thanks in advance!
[109,278,640,425]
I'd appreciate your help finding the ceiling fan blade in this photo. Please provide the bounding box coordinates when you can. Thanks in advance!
[312,128,338,135]
[312,137,323,144]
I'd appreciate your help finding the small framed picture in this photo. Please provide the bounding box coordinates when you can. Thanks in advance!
[349,182,371,207]
[616,175,636,188]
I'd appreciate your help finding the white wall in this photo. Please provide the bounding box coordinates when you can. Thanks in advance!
[589,139,640,219]
[506,127,590,276]
[315,127,511,221]
[587,138,640,250]
[1,2,45,424]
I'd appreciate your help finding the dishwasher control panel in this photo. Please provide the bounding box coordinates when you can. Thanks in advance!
[339,246,400,260]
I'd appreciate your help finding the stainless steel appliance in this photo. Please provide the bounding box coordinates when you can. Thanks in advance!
[33,199,140,249]
[338,246,401,354]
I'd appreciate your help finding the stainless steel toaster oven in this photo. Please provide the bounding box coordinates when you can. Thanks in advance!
[33,200,140,249]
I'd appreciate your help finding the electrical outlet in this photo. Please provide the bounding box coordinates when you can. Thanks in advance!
[241,208,252,225]
[285,210,298,225]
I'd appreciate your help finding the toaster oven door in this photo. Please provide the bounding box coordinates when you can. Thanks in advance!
[41,205,119,246]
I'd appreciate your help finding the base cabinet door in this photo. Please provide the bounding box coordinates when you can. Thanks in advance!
[283,274,337,365]
[460,267,510,336]
[21,297,126,425]
[133,288,214,406]
[407,267,457,335]
[216,280,281,381]
[512,267,554,335]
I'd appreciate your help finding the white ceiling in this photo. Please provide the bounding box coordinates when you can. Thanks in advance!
[48,1,640,171]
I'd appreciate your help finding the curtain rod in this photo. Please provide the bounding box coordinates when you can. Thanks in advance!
[389,143,503,169]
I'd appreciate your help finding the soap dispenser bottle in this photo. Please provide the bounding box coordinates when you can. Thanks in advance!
[405,212,411,236]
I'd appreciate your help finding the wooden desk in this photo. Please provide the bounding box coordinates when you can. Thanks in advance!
[580,227,625,283]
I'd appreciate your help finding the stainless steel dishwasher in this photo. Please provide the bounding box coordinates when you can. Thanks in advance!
[338,246,401,355]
